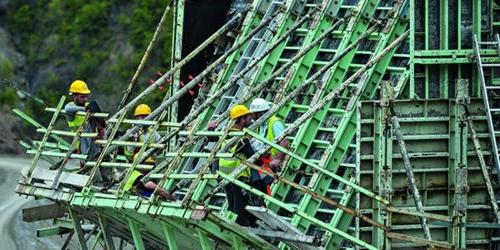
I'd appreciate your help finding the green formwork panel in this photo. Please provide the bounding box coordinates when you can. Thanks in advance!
[358,98,500,249]
[13,0,500,249]
[408,0,500,99]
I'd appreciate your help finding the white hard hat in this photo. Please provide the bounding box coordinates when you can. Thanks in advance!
[250,98,271,113]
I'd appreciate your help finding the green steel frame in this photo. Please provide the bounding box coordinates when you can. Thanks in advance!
[12,0,500,249]
[357,90,500,249]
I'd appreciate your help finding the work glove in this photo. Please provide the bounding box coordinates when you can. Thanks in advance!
[207,120,218,130]
[86,101,101,113]
[270,159,281,172]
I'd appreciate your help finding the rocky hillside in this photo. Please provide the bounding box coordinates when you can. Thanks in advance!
[0,0,173,154]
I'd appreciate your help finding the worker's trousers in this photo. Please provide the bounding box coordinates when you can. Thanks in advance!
[225,179,257,227]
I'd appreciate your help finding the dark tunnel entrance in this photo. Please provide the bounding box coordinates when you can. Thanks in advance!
[176,0,234,121]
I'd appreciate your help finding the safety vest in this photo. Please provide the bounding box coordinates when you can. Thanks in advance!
[266,115,281,156]
[125,128,152,159]
[67,102,88,129]
[218,137,250,178]
[124,170,143,192]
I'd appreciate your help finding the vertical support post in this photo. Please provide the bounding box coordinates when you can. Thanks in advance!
[423,0,429,98]
[473,0,481,39]
[373,81,394,249]
[197,229,212,250]
[355,100,362,249]
[472,0,482,96]
[162,223,178,250]
[409,0,416,98]
[98,215,115,250]
[457,0,462,49]
[68,209,88,250]
[449,79,469,249]
[169,0,184,151]
[128,219,145,250]
[439,0,449,98]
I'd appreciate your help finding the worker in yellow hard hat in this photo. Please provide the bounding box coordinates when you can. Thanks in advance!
[65,80,92,129]
[125,104,161,160]
[123,154,176,200]
[208,104,262,227]
[57,80,106,172]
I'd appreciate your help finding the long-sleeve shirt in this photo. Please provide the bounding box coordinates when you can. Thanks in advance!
[64,102,100,160]
[125,127,162,159]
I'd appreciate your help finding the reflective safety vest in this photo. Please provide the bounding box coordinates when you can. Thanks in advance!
[266,115,281,156]
[67,102,88,130]
[218,138,250,178]
[124,170,143,192]
[124,128,154,159]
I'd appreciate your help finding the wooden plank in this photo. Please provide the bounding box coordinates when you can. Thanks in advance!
[22,167,89,188]
[23,203,66,222]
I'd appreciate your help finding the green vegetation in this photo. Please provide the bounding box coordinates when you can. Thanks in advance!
[4,0,173,116]
[0,87,17,107]
[0,54,14,78]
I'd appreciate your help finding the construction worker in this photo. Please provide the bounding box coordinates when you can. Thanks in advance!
[61,80,104,167]
[124,154,176,200]
[215,104,261,227]
[125,104,161,160]
[249,98,289,195]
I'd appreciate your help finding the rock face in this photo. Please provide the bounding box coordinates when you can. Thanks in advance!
[0,112,23,154]
[0,27,26,79]
[0,19,26,154]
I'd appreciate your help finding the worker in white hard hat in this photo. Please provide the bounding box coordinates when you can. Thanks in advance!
[249,98,289,195]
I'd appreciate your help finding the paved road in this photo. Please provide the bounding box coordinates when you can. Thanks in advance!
[0,156,77,250]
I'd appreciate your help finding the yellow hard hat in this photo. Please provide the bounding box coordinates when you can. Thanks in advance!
[229,105,250,120]
[134,104,152,116]
[133,153,155,164]
[69,80,91,94]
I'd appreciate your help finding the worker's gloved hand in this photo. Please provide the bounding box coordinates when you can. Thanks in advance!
[270,159,281,172]
[86,101,100,113]
[207,120,218,130]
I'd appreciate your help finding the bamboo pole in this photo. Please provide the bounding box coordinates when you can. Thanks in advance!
[141,17,347,181]
[205,30,409,202]
[116,1,174,111]
[106,11,278,156]
[111,11,248,120]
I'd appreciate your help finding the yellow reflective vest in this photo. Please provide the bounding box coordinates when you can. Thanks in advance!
[218,137,250,178]
[124,170,143,192]
[67,102,88,129]
[266,115,281,156]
